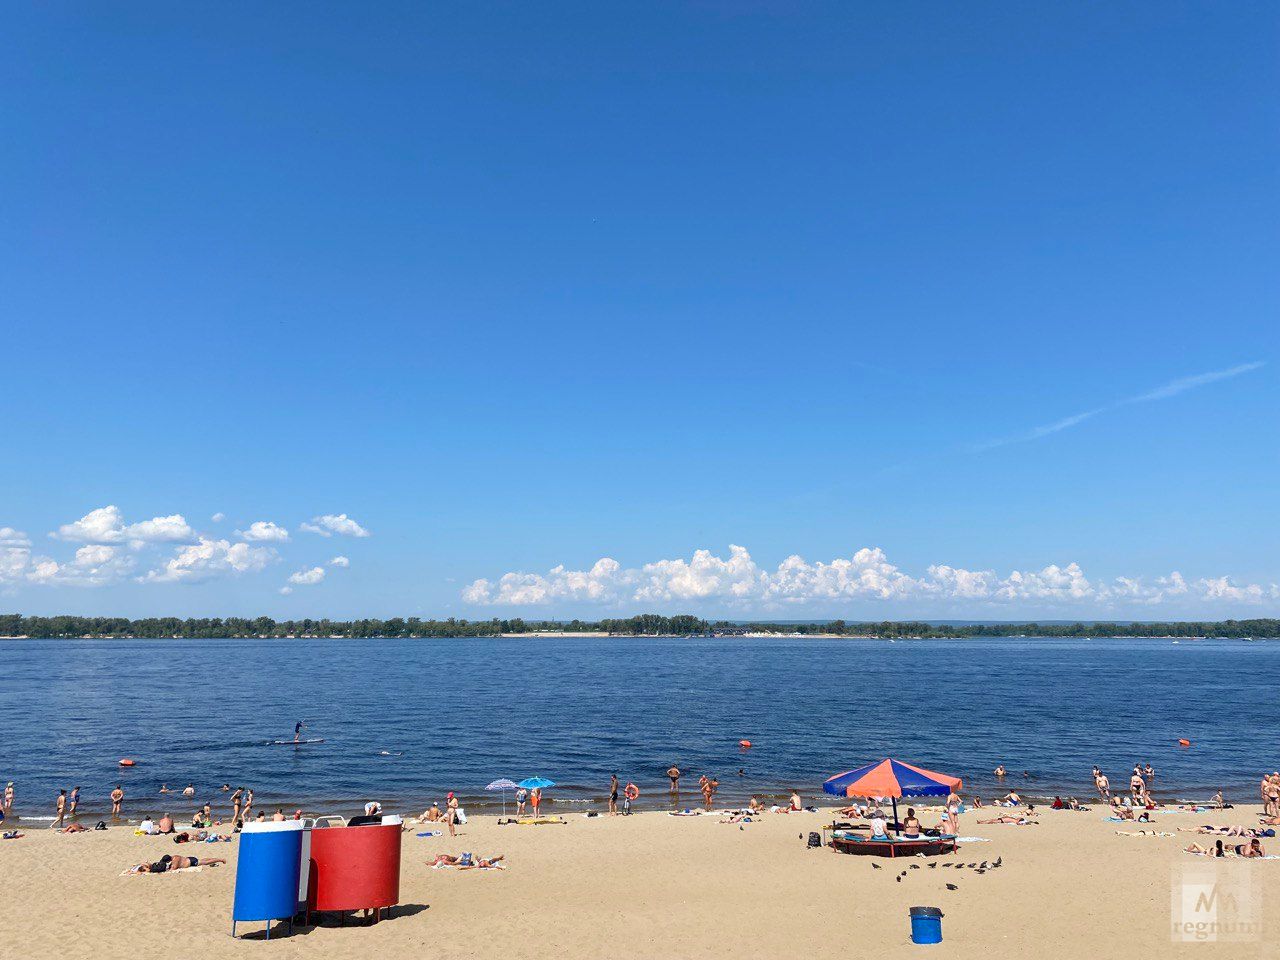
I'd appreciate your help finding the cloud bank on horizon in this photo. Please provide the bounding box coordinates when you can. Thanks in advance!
[0,506,368,593]
[463,544,1279,612]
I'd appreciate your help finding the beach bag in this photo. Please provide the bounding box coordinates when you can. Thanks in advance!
[456,808,468,824]
[807,831,822,848]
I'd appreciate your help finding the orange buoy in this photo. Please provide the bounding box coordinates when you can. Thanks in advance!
[739,739,752,748]
[118,758,136,767]
[1177,739,1191,747]
[624,783,640,801]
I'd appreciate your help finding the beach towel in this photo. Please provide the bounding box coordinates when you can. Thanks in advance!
[416,831,442,837]
[1115,830,1174,837]
[121,865,203,876]
[953,837,991,843]
[668,811,701,817]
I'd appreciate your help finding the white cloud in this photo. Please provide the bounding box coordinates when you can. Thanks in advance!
[463,545,1280,612]
[25,545,136,587]
[54,505,195,545]
[300,513,370,538]
[140,538,276,584]
[211,512,226,523]
[237,520,290,543]
[287,566,326,586]
[279,586,294,595]
[0,529,32,585]
[329,556,350,567]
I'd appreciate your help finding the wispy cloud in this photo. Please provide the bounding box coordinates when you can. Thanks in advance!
[973,361,1265,452]
[1130,361,1265,403]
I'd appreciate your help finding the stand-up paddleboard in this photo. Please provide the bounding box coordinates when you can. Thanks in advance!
[266,738,325,745]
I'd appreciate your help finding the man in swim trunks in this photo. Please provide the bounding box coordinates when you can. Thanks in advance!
[1130,771,1146,804]
[110,785,124,816]
[667,766,680,792]
[68,786,80,818]
[1095,774,1110,800]
[608,775,619,816]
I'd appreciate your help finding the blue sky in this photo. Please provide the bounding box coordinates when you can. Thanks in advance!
[2,2,1276,620]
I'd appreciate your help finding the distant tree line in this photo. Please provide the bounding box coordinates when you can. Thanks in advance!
[0,613,1275,640]
[0,613,711,639]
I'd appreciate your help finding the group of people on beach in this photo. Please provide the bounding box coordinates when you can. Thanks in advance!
[1088,762,1156,803]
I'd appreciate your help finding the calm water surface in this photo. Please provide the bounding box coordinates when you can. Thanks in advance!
[1,636,1275,820]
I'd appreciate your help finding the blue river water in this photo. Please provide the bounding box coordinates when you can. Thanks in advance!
[1,635,1275,821]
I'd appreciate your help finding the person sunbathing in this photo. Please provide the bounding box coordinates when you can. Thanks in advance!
[417,804,443,823]
[132,853,227,873]
[173,830,232,843]
[56,823,91,833]
[748,797,765,814]
[1236,839,1266,858]
[1185,840,1227,857]
[1194,824,1252,837]
[1001,791,1021,806]
[430,852,504,869]
[978,815,1037,825]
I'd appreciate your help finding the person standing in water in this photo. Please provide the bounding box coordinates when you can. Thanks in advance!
[667,765,681,792]
[55,789,67,827]
[3,781,13,811]
[230,787,243,823]
[110,784,124,817]
[68,786,80,818]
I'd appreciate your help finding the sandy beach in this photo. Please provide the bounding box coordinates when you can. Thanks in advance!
[3,802,1276,958]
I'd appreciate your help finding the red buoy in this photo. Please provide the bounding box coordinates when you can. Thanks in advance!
[739,739,752,748]
[118,758,137,767]
[1177,739,1191,747]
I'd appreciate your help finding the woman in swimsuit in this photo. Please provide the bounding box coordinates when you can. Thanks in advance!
[901,808,923,839]
[608,775,619,816]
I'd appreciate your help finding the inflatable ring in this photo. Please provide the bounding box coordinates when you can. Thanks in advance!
[624,784,640,800]
[739,739,752,748]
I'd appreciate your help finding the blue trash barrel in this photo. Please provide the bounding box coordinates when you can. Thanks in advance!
[233,822,304,938]
[909,906,944,944]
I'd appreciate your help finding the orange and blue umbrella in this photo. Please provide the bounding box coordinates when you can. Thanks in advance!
[823,759,962,835]
[823,759,961,799]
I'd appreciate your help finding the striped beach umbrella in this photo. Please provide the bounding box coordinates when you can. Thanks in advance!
[823,759,962,834]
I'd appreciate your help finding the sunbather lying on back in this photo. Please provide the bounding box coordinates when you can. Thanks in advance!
[430,853,504,869]
[978,815,1038,825]
[131,853,227,873]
